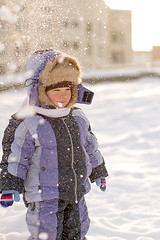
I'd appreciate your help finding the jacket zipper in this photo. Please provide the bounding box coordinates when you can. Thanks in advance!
[62,118,78,203]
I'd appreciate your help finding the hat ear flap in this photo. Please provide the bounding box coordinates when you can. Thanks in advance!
[77,84,94,104]
[38,84,53,106]
[67,84,78,108]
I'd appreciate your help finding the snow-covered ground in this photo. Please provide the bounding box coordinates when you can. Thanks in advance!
[0,76,160,240]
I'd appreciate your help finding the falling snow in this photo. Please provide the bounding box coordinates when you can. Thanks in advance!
[0,75,160,239]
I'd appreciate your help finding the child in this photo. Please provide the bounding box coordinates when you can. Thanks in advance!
[0,50,108,240]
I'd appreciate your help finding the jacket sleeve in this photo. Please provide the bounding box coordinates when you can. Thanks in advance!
[72,107,108,183]
[0,115,35,193]
[85,125,108,183]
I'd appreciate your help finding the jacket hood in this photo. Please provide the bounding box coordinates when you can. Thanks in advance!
[26,50,81,108]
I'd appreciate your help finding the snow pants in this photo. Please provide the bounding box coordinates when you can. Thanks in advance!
[26,196,90,240]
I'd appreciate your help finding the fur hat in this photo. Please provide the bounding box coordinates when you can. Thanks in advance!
[38,54,82,107]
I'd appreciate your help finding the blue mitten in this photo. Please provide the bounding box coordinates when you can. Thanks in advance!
[95,177,106,191]
[0,190,20,208]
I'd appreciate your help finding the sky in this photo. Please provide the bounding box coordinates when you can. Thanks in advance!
[105,0,160,51]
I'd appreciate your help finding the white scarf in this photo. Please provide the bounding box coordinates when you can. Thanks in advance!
[16,97,70,119]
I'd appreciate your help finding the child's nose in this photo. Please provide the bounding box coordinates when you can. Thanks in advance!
[60,93,67,99]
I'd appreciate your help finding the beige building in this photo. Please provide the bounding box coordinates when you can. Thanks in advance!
[107,8,132,65]
[133,51,151,66]
[152,46,160,62]
[0,0,132,73]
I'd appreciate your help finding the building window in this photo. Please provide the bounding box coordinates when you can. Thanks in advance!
[72,21,78,28]
[62,20,69,28]
[111,31,124,43]
[0,65,5,74]
[63,41,69,48]
[112,51,125,63]
[62,20,79,29]
[86,42,92,55]
[44,6,51,12]
[86,21,92,34]
[73,41,79,49]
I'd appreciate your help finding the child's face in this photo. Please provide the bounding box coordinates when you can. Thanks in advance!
[46,87,72,108]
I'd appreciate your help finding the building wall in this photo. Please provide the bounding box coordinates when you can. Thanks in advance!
[0,0,132,73]
[107,8,132,65]
[22,0,109,71]
[58,0,109,70]
[0,0,18,73]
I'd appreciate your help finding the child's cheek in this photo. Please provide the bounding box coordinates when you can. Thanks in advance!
[48,94,58,105]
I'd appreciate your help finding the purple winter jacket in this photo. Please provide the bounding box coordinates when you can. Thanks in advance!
[0,50,108,204]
